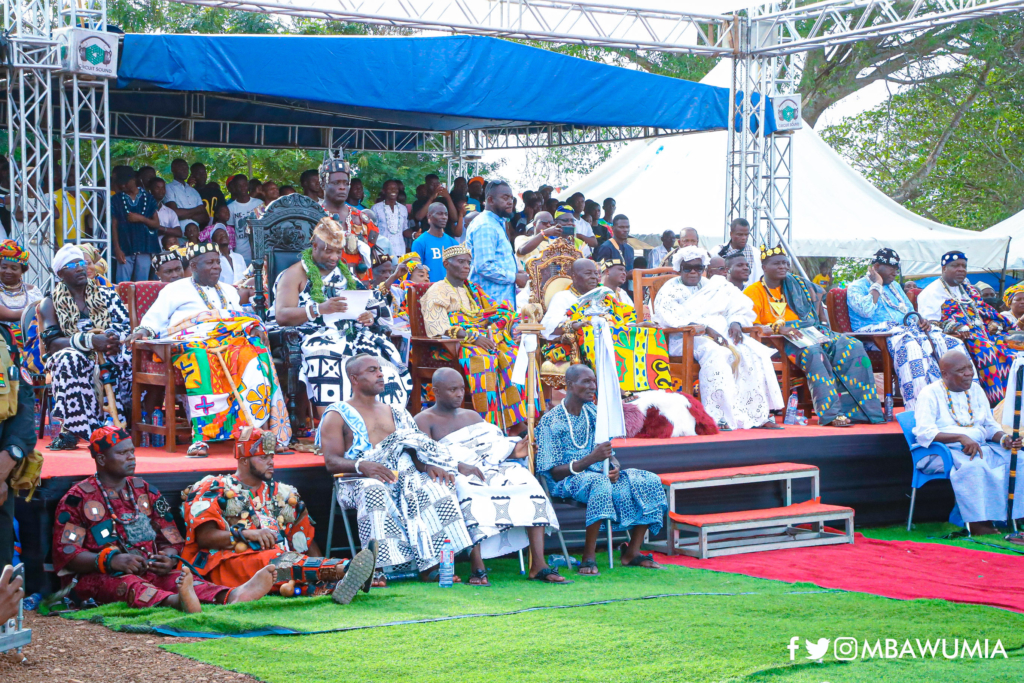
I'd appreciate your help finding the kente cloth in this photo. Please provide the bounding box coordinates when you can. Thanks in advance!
[420,279,540,428]
[847,275,974,408]
[0,283,42,350]
[275,261,411,408]
[317,402,473,571]
[170,314,290,445]
[438,422,559,559]
[913,380,1024,523]
[938,284,1012,405]
[51,475,229,606]
[570,291,672,392]
[182,474,319,588]
[46,287,132,440]
[653,275,783,429]
[536,402,667,534]
[746,276,883,425]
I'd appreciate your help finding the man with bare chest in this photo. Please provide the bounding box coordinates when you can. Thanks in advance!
[318,355,473,578]
[415,369,564,585]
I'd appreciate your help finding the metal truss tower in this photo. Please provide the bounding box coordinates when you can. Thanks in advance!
[3,0,59,287]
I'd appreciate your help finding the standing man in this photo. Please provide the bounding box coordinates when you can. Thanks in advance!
[372,179,410,259]
[300,169,323,201]
[593,214,634,284]
[189,163,225,219]
[717,218,762,285]
[0,318,37,570]
[411,174,457,236]
[318,157,374,270]
[568,193,598,252]
[164,158,208,235]
[149,177,183,249]
[465,181,527,309]
[411,203,458,283]
[225,175,263,265]
[466,176,485,211]
[110,166,161,282]
[648,230,675,272]
[346,178,366,210]
[537,364,667,575]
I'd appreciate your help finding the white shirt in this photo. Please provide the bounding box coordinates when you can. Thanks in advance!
[541,289,581,340]
[913,380,999,450]
[163,180,204,231]
[139,276,243,337]
[648,245,669,269]
[156,204,180,232]
[918,278,971,322]
[219,252,248,285]
[371,201,409,259]
[227,197,264,264]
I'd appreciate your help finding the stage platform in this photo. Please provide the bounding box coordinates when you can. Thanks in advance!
[17,416,953,594]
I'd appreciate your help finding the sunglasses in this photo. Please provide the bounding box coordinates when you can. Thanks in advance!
[62,259,89,270]
[680,264,706,273]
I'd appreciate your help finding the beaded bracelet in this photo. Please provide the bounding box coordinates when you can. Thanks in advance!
[96,546,121,574]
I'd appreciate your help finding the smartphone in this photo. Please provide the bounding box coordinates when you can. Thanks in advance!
[561,224,575,239]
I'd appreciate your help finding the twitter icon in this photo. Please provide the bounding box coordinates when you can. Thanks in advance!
[806,638,830,660]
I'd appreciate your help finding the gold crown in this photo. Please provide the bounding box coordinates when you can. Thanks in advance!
[760,244,787,261]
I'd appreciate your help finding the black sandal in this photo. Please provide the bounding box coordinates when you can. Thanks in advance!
[624,552,658,568]
[577,559,600,576]
[531,567,572,584]
[468,568,490,586]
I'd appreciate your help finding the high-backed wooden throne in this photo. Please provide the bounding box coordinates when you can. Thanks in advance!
[523,238,582,389]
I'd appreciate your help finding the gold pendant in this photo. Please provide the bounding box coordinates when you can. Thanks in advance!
[769,300,788,321]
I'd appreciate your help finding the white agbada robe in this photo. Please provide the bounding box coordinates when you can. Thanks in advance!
[439,421,559,559]
[917,278,973,322]
[653,275,783,429]
[913,380,1024,523]
[139,277,244,337]
[541,288,581,340]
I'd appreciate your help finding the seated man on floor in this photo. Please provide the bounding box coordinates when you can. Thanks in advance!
[913,351,1023,535]
[536,364,667,575]
[541,258,672,393]
[745,245,883,427]
[40,245,132,449]
[53,427,275,612]
[917,251,1011,405]
[420,245,538,430]
[318,354,474,581]
[183,428,376,603]
[653,246,783,430]
[275,217,411,411]
[415,368,565,585]
[151,250,186,283]
[847,248,973,409]
[127,243,291,456]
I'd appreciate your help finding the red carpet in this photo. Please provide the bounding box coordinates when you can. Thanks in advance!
[655,533,1024,613]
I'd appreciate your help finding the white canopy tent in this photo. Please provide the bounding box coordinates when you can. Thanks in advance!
[985,211,1024,270]
[562,60,1010,277]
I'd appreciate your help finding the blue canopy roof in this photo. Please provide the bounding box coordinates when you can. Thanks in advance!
[111,33,742,149]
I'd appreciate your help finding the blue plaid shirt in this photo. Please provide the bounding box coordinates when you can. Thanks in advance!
[466,210,517,307]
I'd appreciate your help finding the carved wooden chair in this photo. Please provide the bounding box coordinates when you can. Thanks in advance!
[523,238,582,390]
[825,287,896,401]
[405,282,466,415]
[120,281,193,452]
[632,267,704,395]
[244,194,330,431]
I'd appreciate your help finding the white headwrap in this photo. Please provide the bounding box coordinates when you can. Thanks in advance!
[671,246,710,271]
[52,244,85,275]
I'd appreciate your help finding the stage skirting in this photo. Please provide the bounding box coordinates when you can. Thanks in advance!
[17,420,950,594]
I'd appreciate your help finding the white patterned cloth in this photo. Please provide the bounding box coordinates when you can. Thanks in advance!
[370,201,409,259]
[318,402,473,571]
[913,380,1024,523]
[653,275,783,429]
[438,422,559,559]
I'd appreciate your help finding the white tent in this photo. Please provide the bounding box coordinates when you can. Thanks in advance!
[562,60,1010,277]
[984,210,1024,270]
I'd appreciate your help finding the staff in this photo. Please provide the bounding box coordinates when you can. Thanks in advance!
[1009,363,1023,533]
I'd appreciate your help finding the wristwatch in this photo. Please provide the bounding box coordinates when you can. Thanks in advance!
[6,445,24,463]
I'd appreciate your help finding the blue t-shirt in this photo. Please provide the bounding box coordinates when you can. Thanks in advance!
[412,231,458,283]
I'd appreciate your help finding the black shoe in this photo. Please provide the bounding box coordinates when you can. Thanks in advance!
[49,431,80,450]
[332,548,376,605]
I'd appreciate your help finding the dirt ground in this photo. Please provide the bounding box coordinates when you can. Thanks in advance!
[0,612,261,683]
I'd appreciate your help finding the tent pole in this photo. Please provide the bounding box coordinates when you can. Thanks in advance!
[999,237,1011,299]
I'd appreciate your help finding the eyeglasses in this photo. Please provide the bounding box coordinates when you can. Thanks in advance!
[680,264,706,273]
[63,259,88,270]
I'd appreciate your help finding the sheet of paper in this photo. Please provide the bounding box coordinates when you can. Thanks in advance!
[320,290,374,323]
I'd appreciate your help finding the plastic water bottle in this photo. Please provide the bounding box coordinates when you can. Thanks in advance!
[140,412,150,448]
[547,554,579,569]
[438,539,454,587]
[152,409,165,448]
[796,409,808,426]
[884,393,894,422]
[784,390,800,425]
[22,593,42,612]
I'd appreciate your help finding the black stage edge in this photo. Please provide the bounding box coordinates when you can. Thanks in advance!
[17,430,947,595]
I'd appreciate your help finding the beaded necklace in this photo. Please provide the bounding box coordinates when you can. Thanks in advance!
[940,280,981,325]
[192,276,228,310]
[942,382,975,427]
[91,475,142,527]
[561,402,592,451]
[761,279,789,323]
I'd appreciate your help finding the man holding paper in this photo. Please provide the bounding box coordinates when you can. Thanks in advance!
[275,217,412,412]
[745,244,883,427]
[536,364,666,576]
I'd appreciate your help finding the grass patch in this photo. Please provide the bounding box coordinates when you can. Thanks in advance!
[861,522,1024,557]
[69,559,814,635]
[165,587,1024,683]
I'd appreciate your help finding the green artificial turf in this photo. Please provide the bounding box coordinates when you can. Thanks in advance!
[70,559,817,635]
[165,587,1024,683]
[861,522,1024,557]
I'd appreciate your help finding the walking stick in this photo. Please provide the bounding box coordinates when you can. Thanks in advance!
[1008,363,1023,533]
[519,322,545,574]
[205,344,256,429]
[96,350,124,429]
